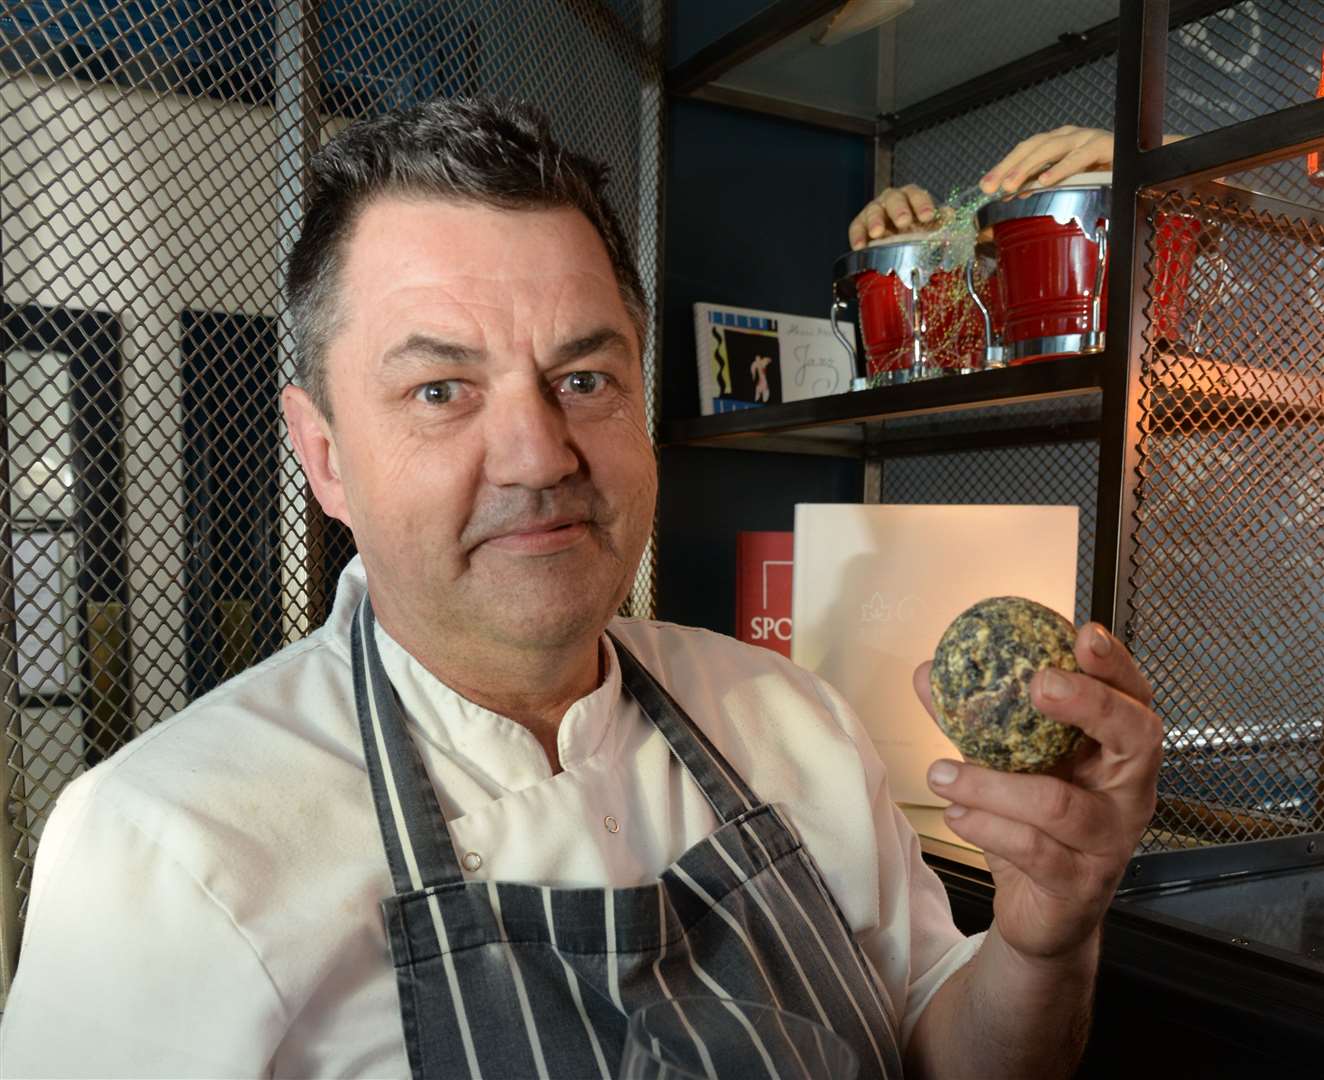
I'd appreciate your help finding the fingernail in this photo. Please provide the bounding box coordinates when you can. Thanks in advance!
[945,804,967,819]
[1089,625,1112,657]
[919,209,934,221]
[869,224,882,237]
[929,760,959,786]
[980,172,993,184]
[1041,669,1072,700]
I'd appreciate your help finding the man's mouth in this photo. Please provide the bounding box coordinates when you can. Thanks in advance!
[481,517,591,555]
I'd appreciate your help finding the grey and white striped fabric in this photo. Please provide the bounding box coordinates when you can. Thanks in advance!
[351,596,903,1078]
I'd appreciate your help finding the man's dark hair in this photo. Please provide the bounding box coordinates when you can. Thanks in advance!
[286,96,647,418]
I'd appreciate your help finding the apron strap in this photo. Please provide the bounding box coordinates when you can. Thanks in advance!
[352,595,465,892]
[608,632,760,824]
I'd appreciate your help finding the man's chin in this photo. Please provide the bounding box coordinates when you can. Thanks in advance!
[459,575,605,640]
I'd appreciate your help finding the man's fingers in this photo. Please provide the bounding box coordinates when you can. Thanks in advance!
[1036,134,1114,186]
[850,185,941,248]
[901,184,936,223]
[940,807,1093,898]
[1031,665,1163,764]
[982,133,1054,192]
[997,136,1080,192]
[928,759,1113,854]
[879,188,915,232]
[982,126,1112,193]
[1073,623,1153,705]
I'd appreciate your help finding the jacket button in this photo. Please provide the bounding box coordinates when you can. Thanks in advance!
[462,851,483,872]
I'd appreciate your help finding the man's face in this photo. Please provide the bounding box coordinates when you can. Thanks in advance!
[304,197,656,655]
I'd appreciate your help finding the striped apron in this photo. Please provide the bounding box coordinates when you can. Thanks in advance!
[351,597,903,1079]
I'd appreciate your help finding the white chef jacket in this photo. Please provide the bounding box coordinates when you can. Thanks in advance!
[0,557,983,1078]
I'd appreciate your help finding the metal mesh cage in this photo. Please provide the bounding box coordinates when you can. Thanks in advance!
[894,1,1323,206]
[0,0,663,962]
[1131,183,1323,851]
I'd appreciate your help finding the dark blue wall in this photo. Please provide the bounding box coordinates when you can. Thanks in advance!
[657,446,864,634]
[657,98,871,633]
[660,98,872,422]
[667,0,774,68]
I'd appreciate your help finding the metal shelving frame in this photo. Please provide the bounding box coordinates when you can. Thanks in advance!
[663,0,1324,915]
[663,0,1324,631]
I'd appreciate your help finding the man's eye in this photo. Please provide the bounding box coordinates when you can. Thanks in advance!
[560,371,607,395]
[415,381,462,405]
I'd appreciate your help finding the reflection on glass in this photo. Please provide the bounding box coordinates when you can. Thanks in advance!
[13,529,80,696]
[5,347,75,521]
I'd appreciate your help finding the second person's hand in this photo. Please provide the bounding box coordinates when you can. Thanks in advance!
[848,184,938,250]
[980,125,1115,194]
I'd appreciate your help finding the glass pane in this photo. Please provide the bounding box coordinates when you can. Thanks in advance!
[5,347,75,521]
[13,528,81,696]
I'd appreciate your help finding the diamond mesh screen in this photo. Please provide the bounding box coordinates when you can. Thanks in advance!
[1131,184,1323,851]
[881,437,1101,628]
[0,0,663,957]
[1166,1,1324,211]
[894,1,1323,207]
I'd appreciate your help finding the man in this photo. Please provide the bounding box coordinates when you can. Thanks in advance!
[1,98,1161,1078]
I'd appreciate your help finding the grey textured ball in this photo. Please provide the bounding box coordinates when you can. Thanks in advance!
[929,596,1082,773]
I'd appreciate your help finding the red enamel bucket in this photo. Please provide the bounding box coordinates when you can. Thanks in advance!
[976,172,1112,364]
[975,172,1206,363]
[832,234,1001,384]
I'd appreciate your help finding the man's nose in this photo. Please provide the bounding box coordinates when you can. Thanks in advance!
[482,382,581,489]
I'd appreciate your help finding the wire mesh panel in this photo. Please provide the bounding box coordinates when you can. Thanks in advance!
[881,437,1100,628]
[1131,184,1323,851]
[893,1,1322,206]
[1166,0,1324,210]
[1166,2,1324,132]
[0,0,663,964]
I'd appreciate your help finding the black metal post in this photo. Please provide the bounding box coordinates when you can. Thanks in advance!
[1092,0,1169,636]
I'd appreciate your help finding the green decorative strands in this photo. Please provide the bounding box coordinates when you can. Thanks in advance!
[929,596,1082,772]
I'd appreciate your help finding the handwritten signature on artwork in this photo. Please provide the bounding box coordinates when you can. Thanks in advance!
[792,343,841,396]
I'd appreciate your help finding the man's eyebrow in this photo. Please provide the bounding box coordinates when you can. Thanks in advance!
[380,334,485,368]
[554,328,633,365]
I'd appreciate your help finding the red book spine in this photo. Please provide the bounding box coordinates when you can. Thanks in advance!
[735,531,795,658]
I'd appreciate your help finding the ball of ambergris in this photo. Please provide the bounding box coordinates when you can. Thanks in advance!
[929,596,1082,773]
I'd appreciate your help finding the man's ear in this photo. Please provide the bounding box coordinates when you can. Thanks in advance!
[282,384,353,529]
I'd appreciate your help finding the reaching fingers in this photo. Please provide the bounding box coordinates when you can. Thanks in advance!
[899,184,937,225]
[848,185,938,249]
[1035,131,1114,187]
[927,759,1115,854]
[982,126,1112,193]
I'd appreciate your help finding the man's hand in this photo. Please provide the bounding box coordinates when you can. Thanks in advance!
[848,184,938,249]
[980,125,1115,194]
[913,622,1162,962]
